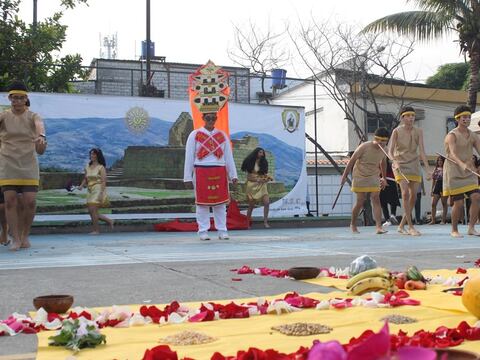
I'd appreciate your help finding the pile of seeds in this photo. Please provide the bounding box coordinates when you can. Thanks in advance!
[271,322,332,336]
[380,314,418,324]
[159,330,217,345]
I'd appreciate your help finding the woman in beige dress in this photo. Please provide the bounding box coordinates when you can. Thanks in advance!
[241,148,272,228]
[0,81,46,251]
[78,148,113,234]
[443,105,480,238]
[341,128,389,234]
[389,106,432,236]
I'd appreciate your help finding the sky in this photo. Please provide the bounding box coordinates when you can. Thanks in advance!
[18,0,466,82]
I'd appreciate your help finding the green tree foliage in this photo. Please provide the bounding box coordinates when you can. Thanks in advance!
[426,63,469,90]
[363,0,480,111]
[0,0,88,92]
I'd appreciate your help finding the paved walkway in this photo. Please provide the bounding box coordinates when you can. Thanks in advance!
[1,224,479,358]
[0,224,478,270]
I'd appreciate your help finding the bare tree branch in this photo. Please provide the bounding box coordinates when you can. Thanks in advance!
[229,20,290,103]
[291,20,416,142]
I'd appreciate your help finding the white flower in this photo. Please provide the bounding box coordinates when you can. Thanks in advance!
[315,300,330,310]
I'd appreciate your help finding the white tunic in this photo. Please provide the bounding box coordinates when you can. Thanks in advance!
[183,127,238,182]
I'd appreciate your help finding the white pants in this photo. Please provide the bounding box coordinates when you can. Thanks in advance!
[196,204,227,233]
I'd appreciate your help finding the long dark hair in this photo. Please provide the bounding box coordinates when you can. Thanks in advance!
[435,155,444,169]
[89,148,106,167]
[241,147,268,175]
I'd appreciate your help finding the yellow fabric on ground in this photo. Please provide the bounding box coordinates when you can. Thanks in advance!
[35,269,480,359]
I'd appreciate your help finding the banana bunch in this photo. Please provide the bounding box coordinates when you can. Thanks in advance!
[346,268,395,296]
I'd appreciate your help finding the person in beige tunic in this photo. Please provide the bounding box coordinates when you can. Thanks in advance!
[241,147,272,228]
[443,105,480,238]
[341,127,389,234]
[389,106,431,236]
[78,148,113,234]
[0,81,46,251]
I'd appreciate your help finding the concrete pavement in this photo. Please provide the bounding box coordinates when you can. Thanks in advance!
[0,224,479,358]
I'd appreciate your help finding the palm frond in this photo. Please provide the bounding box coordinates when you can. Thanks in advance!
[362,11,454,41]
[407,0,473,16]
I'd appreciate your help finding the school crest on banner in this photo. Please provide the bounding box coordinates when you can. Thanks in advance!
[282,109,300,133]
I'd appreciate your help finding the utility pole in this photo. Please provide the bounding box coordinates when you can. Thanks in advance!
[145,0,151,95]
[360,54,368,142]
[33,0,38,29]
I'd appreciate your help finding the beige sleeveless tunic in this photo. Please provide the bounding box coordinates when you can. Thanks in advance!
[443,127,479,196]
[85,164,109,207]
[0,109,41,186]
[351,141,385,193]
[392,125,421,183]
[245,162,270,201]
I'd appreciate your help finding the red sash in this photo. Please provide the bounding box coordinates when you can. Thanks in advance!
[195,131,225,160]
[195,166,229,205]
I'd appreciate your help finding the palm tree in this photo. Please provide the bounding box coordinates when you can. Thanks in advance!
[363,0,480,111]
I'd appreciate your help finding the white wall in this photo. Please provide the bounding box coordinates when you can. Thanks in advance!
[307,174,353,216]
[272,82,350,154]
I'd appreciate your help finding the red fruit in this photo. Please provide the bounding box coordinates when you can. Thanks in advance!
[394,273,407,289]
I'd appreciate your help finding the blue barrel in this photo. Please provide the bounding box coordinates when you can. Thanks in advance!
[271,68,287,89]
[141,40,155,59]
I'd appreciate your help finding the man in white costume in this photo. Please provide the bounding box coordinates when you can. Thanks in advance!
[184,112,238,240]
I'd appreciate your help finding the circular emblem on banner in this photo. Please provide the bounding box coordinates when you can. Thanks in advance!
[282,109,300,133]
[125,106,150,134]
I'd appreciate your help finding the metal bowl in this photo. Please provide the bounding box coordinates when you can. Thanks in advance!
[33,295,74,314]
[288,267,320,280]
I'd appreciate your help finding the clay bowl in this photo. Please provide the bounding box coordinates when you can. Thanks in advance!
[434,348,479,359]
[33,295,74,314]
[288,267,320,280]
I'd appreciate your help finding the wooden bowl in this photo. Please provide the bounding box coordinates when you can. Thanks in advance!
[434,348,479,359]
[288,267,320,280]
[33,295,74,314]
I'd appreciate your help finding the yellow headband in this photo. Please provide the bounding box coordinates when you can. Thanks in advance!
[401,111,415,117]
[375,136,389,141]
[455,111,472,119]
[8,90,27,96]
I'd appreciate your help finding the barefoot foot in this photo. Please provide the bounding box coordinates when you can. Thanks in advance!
[408,228,421,236]
[350,225,360,234]
[397,226,408,235]
[20,238,31,248]
[376,228,388,234]
[263,222,270,228]
[9,240,21,251]
[468,229,480,236]
[451,231,464,238]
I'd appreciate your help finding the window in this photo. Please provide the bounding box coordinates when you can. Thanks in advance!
[367,112,396,133]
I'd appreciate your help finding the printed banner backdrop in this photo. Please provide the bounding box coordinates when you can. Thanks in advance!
[0,93,307,218]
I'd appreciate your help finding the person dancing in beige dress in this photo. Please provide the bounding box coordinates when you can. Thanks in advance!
[443,105,480,238]
[341,128,389,234]
[0,81,46,251]
[241,147,272,228]
[78,148,113,234]
[389,106,432,236]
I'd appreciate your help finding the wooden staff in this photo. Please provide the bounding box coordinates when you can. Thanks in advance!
[436,152,480,178]
[376,143,410,183]
[332,181,347,210]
